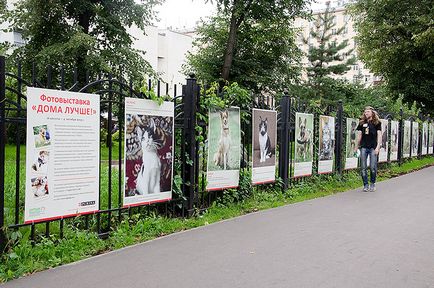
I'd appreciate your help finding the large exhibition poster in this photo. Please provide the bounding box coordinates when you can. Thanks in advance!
[390,120,399,161]
[294,112,314,177]
[345,118,359,170]
[252,109,277,185]
[428,122,434,154]
[379,119,389,162]
[207,107,241,190]
[123,98,174,207]
[422,122,428,155]
[25,87,100,223]
[318,115,335,174]
[411,122,419,157]
[403,120,411,158]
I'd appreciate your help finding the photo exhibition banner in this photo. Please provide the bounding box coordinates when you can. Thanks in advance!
[390,120,399,161]
[207,107,241,191]
[25,87,100,223]
[379,119,389,162]
[251,109,277,185]
[422,122,428,155]
[294,112,314,177]
[411,122,419,157]
[123,98,174,207]
[318,115,335,174]
[345,118,359,170]
[428,122,434,154]
[403,120,411,158]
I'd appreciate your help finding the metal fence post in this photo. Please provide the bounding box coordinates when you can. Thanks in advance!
[182,76,199,216]
[278,91,291,191]
[335,100,344,175]
[398,108,403,166]
[0,56,6,251]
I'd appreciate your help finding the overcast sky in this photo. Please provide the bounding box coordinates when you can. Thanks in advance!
[155,0,216,29]
[154,0,330,30]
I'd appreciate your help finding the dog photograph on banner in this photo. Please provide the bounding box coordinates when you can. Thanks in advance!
[390,120,399,161]
[411,122,419,157]
[294,112,314,177]
[379,119,389,162]
[123,98,174,207]
[252,109,277,185]
[345,118,359,169]
[318,115,335,174]
[207,107,241,190]
[403,120,411,158]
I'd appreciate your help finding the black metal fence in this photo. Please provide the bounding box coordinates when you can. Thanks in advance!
[1,55,434,251]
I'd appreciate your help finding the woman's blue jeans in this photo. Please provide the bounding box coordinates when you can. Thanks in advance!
[360,148,377,186]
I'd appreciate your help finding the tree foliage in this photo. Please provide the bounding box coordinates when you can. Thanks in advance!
[1,0,161,82]
[350,0,434,112]
[186,0,309,92]
[302,3,356,106]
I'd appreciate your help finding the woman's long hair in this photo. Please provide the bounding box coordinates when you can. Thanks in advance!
[359,106,380,125]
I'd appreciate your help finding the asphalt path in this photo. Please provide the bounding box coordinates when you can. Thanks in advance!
[3,166,434,288]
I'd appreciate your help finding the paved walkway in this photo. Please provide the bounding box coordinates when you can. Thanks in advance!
[3,166,434,288]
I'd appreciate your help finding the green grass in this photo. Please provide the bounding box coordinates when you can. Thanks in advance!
[1,156,433,283]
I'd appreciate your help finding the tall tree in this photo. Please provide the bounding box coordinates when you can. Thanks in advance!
[303,3,356,106]
[350,0,434,111]
[206,0,309,83]
[186,1,308,92]
[1,0,161,82]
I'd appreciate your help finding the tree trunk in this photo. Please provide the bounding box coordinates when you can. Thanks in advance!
[221,3,239,82]
[76,7,93,85]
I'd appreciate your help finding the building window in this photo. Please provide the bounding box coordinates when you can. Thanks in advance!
[365,75,370,82]
[13,29,26,47]
[353,65,359,70]
[332,28,337,35]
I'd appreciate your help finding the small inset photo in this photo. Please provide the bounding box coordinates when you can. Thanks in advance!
[31,176,49,198]
[31,150,49,174]
[33,125,51,148]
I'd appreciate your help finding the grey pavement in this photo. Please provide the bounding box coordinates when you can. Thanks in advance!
[3,166,434,288]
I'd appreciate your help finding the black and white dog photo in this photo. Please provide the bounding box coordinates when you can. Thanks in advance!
[258,116,272,162]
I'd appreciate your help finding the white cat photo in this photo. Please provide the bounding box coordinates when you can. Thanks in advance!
[136,118,161,195]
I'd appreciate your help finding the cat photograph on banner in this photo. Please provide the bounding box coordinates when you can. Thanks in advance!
[251,109,277,185]
[390,120,399,161]
[123,97,174,207]
[318,115,335,174]
[206,107,241,191]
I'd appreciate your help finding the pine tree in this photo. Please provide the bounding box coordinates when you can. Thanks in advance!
[303,2,356,106]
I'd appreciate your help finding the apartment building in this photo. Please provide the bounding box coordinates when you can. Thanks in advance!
[294,0,381,86]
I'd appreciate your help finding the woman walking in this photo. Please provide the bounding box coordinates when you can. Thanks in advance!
[354,106,382,192]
